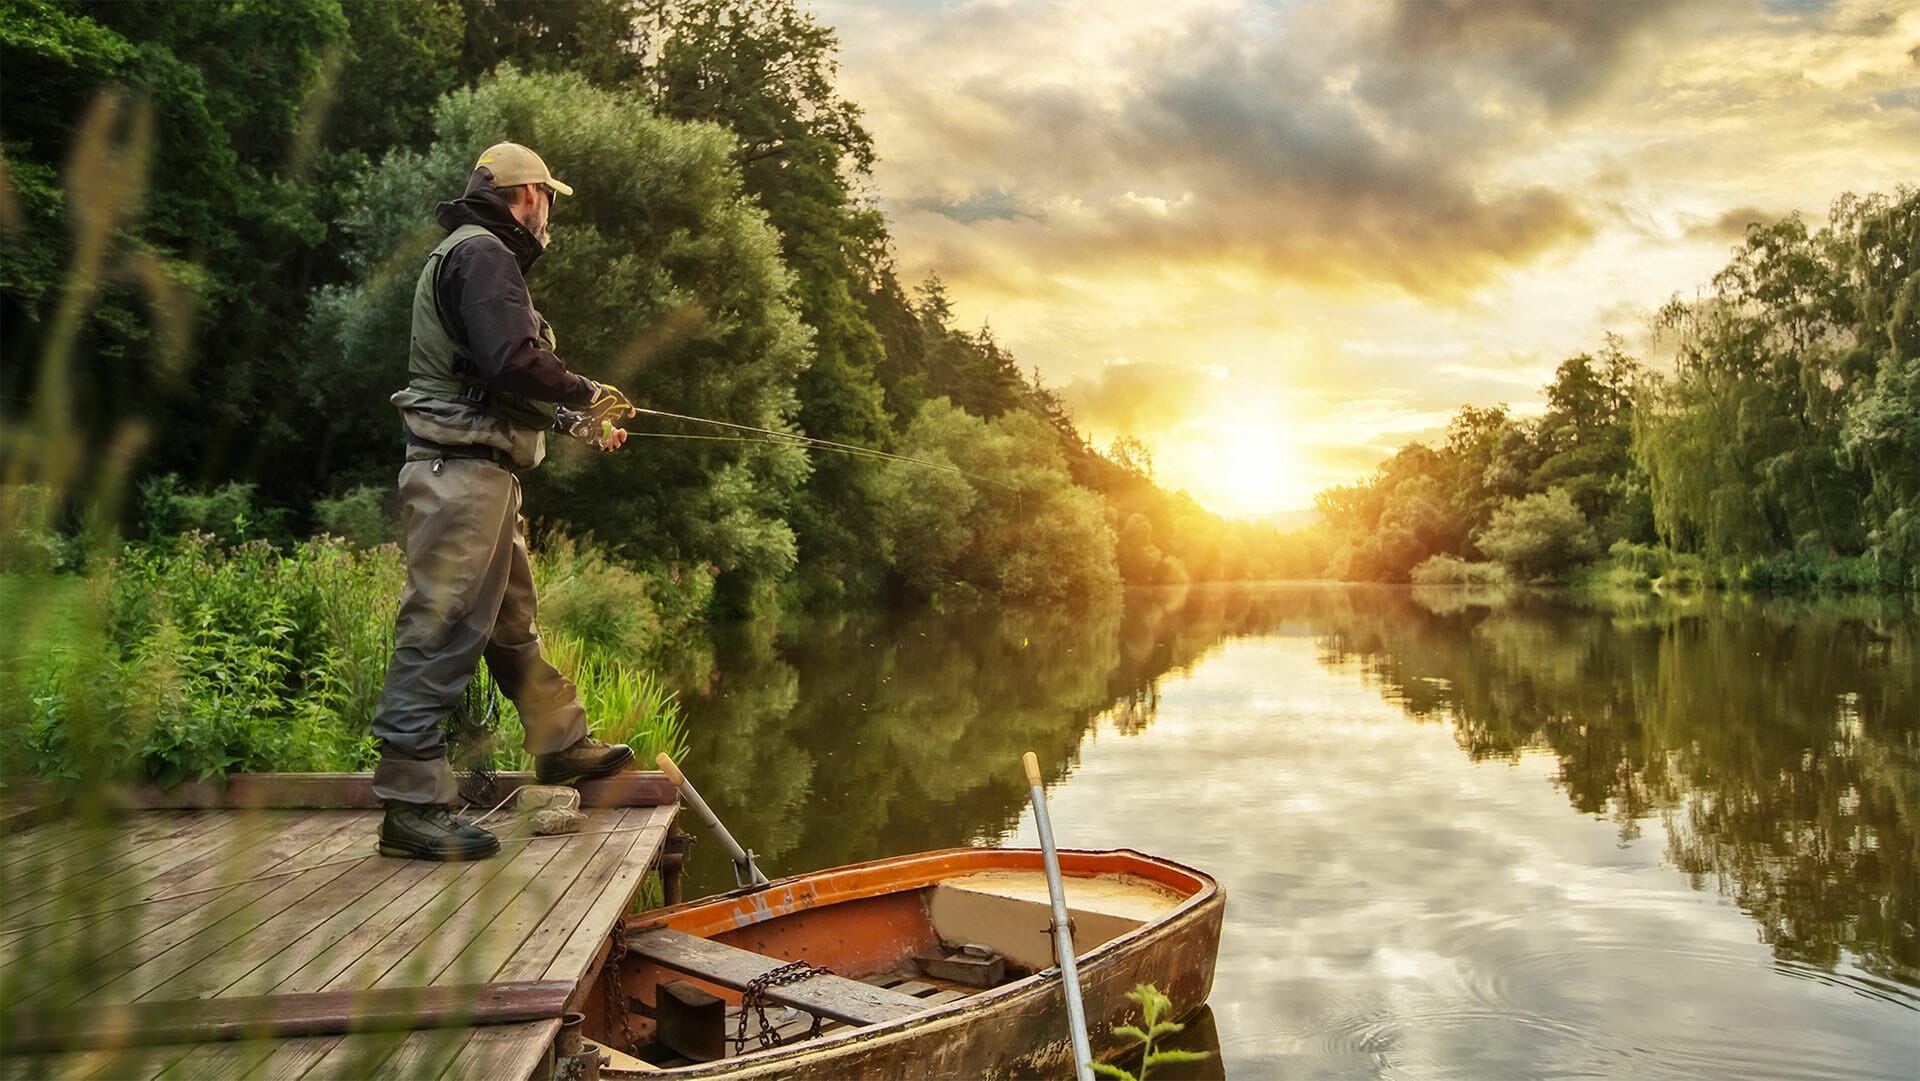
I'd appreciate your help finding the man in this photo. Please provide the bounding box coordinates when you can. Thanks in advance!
[373,141,639,861]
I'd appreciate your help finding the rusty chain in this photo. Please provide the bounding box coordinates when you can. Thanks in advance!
[602,931,643,1056]
[731,960,833,1053]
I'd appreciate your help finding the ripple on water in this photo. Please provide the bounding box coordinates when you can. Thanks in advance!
[1286,934,1920,1081]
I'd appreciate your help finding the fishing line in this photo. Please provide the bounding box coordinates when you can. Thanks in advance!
[627,406,1013,490]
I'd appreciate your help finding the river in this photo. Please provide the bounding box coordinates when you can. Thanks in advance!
[667,583,1920,1079]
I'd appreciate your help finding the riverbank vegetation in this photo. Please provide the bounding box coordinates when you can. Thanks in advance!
[1320,189,1919,592]
[5,1,1912,610]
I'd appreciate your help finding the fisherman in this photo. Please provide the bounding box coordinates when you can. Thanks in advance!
[373,141,639,861]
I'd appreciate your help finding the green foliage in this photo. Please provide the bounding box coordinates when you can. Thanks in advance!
[876,399,1121,607]
[1736,551,1886,593]
[309,65,813,606]
[1476,488,1599,583]
[311,484,396,549]
[9,535,401,786]
[529,532,714,665]
[138,473,294,548]
[1410,554,1509,586]
[491,632,688,772]
[1091,984,1213,1081]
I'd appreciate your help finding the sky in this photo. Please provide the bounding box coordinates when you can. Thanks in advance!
[810,0,1920,519]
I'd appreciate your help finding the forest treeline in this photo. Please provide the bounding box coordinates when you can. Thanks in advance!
[1318,188,1920,592]
[3,0,1916,610]
[0,0,1314,614]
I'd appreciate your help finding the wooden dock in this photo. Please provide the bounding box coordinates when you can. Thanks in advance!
[0,773,679,1080]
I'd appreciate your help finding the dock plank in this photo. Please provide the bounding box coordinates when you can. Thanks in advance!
[434,1019,561,1081]
[626,928,926,1027]
[154,1039,282,1080]
[94,816,379,1005]
[426,813,627,986]
[274,835,526,994]
[6,814,352,1005]
[541,806,676,981]
[227,857,441,997]
[1,812,279,929]
[49,813,372,1008]
[2,794,676,1081]
[249,1035,342,1081]
[362,824,570,991]
[141,839,409,1000]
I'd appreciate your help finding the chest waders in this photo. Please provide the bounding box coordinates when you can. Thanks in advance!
[369,228,589,809]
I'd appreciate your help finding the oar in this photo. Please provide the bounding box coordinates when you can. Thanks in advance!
[656,752,770,887]
[1024,751,1095,1081]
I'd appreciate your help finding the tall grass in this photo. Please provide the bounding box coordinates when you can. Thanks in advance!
[4,528,691,787]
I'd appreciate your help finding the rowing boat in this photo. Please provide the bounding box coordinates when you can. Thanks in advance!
[590,847,1225,1078]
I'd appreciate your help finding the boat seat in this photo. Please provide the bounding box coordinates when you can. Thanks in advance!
[625,928,925,1027]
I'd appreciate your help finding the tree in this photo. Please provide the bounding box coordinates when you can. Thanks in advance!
[1475,488,1598,581]
[635,0,894,602]
[875,399,1120,607]
[307,66,811,610]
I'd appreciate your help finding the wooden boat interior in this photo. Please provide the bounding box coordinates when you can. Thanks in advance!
[599,850,1204,1070]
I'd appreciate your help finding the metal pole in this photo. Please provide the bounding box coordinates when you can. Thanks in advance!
[657,753,769,886]
[1024,751,1095,1081]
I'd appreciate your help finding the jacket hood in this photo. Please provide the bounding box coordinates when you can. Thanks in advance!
[435,171,544,270]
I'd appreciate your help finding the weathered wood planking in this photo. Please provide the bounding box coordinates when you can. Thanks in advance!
[359,826,572,991]
[1,800,676,1081]
[500,804,673,983]
[1,811,284,928]
[142,836,411,1000]
[427,809,634,987]
[539,805,678,981]
[4,814,357,1005]
[221,856,442,998]
[0,769,675,816]
[432,1017,562,1081]
[80,815,379,1006]
[627,928,928,1026]
[8,980,577,1052]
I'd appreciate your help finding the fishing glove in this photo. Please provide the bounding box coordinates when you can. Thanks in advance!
[583,380,636,426]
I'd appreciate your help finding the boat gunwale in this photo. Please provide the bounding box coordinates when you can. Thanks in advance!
[613,847,1223,1075]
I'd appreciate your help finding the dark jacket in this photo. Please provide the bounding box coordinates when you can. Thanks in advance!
[431,175,593,406]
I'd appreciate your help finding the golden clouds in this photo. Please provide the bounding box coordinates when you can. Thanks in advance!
[819,0,1920,513]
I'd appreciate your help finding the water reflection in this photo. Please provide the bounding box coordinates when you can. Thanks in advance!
[671,584,1919,992]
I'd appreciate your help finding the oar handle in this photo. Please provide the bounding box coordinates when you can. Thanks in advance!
[656,751,686,786]
[655,752,769,886]
[1023,751,1043,788]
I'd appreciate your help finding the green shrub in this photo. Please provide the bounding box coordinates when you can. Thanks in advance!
[1410,555,1509,585]
[490,632,687,772]
[313,485,397,549]
[1476,488,1599,582]
[1737,551,1885,593]
[138,474,293,548]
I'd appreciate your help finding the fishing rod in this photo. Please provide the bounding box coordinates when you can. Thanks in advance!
[615,404,1015,491]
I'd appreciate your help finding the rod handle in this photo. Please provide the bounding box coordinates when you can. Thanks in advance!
[656,751,686,787]
[1023,751,1042,789]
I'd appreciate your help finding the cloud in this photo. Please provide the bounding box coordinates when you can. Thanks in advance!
[1376,0,1693,117]
[1059,360,1213,435]
[1684,205,1783,241]
[863,0,1605,297]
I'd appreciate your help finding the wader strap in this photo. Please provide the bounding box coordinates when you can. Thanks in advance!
[405,432,515,470]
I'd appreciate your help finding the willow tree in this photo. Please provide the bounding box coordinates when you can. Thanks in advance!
[306,66,811,612]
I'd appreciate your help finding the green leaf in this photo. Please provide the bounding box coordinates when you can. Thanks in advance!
[1091,1064,1138,1081]
[1143,1049,1214,1067]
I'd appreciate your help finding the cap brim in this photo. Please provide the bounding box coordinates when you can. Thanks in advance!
[547,178,574,197]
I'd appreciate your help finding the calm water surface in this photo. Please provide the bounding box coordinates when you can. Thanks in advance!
[668,584,1920,1079]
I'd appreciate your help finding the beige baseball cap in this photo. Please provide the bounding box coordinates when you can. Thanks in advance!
[474,142,574,196]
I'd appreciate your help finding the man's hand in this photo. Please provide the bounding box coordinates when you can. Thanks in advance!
[584,380,637,425]
[554,406,628,451]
